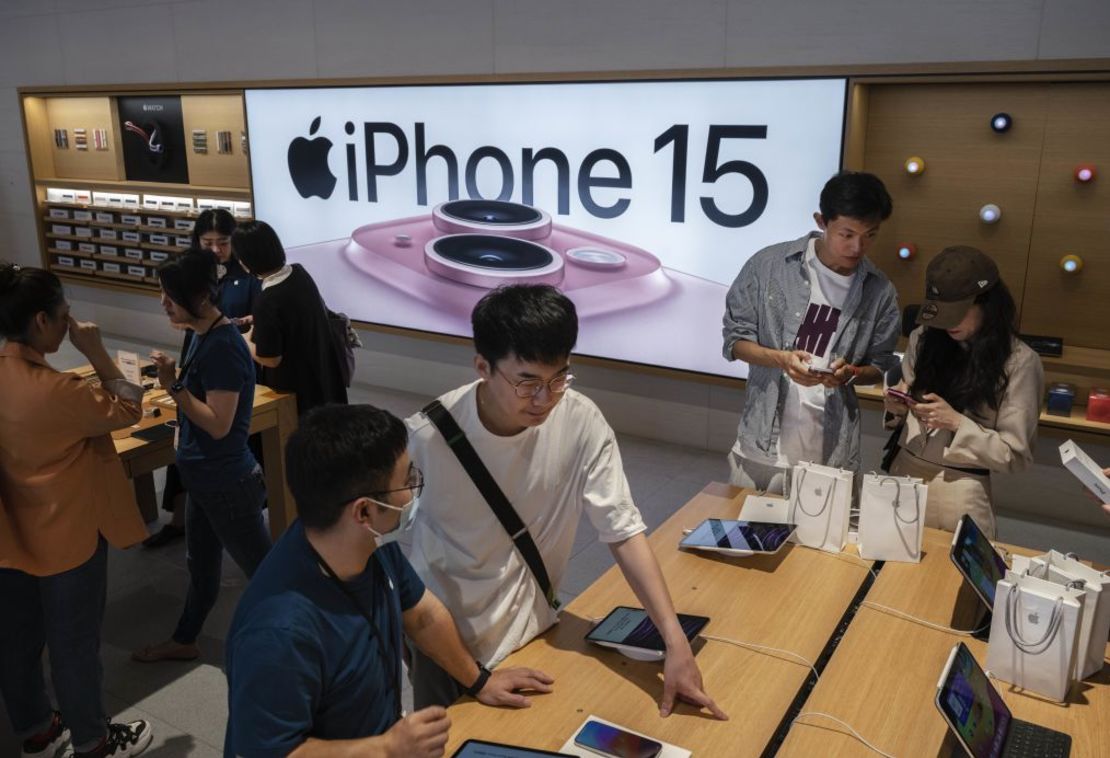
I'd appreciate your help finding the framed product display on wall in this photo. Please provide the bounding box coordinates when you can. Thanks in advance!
[244,77,848,379]
[117,95,190,184]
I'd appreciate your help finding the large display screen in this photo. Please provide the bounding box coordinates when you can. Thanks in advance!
[244,78,846,377]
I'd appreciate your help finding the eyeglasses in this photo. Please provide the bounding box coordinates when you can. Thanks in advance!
[371,463,425,500]
[496,367,575,399]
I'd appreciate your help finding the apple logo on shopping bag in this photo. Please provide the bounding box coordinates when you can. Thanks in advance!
[288,116,337,200]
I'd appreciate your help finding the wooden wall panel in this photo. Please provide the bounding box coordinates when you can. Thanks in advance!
[1020,83,1110,350]
[44,96,123,181]
[181,94,249,188]
[860,83,1049,318]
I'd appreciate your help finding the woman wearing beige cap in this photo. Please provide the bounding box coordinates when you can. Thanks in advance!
[882,245,1044,538]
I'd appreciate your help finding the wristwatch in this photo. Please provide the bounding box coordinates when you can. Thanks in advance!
[169,380,185,396]
[464,662,491,697]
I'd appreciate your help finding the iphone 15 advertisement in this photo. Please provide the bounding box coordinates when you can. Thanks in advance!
[245,79,846,377]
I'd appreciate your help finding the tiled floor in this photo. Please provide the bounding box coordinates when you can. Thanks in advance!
[2,335,1107,756]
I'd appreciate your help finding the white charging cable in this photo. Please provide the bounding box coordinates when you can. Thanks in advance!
[700,634,819,682]
[860,601,991,636]
[791,712,898,758]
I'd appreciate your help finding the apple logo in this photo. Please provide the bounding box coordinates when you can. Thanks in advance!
[288,116,336,199]
[1028,611,1040,625]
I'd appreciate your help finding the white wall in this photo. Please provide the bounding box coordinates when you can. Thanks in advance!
[2,0,1109,535]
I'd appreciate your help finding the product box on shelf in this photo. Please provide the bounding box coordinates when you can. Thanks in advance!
[101,261,121,274]
[73,210,92,222]
[99,245,119,256]
[97,229,118,240]
[1087,389,1110,424]
[146,217,167,229]
[51,224,72,236]
[120,214,141,226]
[95,212,114,223]
[148,233,169,247]
[127,264,146,278]
[121,231,141,243]
[79,259,96,272]
[149,251,169,263]
[55,240,72,251]
[78,242,97,254]
[174,236,190,248]
[48,208,69,219]
[174,219,195,231]
[56,256,75,268]
[74,227,93,239]
[124,249,143,261]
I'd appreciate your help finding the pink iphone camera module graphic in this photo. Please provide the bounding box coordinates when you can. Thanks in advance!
[339,200,675,318]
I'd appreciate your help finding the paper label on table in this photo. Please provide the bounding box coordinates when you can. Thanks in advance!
[559,716,690,758]
[738,494,791,524]
[116,351,142,385]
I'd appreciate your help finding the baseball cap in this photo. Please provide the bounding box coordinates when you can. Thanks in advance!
[916,246,999,330]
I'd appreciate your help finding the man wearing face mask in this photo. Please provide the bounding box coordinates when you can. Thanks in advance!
[224,404,552,758]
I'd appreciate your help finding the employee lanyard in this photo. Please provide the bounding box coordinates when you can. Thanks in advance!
[177,312,226,382]
[304,542,402,722]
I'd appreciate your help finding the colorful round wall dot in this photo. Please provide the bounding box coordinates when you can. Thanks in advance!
[990,113,1013,133]
[978,203,1001,224]
[904,156,925,175]
[897,243,917,260]
[1060,254,1083,273]
[1074,165,1096,183]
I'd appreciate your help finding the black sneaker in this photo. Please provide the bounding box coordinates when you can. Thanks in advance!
[142,524,184,548]
[21,711,72,758]
[73,720,152,758]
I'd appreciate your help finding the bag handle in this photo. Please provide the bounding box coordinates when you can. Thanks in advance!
[876,476,922,560]
[1004,582,1064,655]
[790,467,834,519]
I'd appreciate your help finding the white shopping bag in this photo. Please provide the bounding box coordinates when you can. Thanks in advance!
[788,462,853,553]
[986,570,1085,702]
[1012,550,1110,680]
[857,473,926,563]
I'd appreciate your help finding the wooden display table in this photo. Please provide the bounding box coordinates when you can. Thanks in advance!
[778,528,1110,757]
[99,371,298,541]
[443,483,875,756]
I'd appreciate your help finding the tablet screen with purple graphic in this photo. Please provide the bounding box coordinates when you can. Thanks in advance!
[585,606,708,651]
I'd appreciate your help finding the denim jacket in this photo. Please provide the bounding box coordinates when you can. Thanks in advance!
[721,232,901,473]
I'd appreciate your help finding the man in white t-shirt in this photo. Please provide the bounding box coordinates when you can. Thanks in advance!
[406,284,726,722]
[722,172,902,492]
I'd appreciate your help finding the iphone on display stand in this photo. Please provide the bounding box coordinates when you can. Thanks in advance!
[574,720,662,758]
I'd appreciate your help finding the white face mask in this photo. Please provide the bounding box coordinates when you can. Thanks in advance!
[364,494,417,547]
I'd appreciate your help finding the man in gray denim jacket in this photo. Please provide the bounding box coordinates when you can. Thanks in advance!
[721,172,901,493]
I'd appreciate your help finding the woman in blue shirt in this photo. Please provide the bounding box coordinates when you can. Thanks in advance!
[145,210,262,548]
[132,249,272,663]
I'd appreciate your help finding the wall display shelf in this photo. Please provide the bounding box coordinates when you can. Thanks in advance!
[21,89,252,295]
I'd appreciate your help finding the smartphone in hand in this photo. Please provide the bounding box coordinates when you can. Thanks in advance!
[885,388,916,405]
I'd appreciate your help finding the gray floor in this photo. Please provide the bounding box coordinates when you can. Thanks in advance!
[2,335,1106,756]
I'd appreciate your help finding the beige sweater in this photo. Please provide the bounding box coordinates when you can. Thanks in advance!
[895,327,1045,474]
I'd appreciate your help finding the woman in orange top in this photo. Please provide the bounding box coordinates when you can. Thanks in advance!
[0,263,153,758]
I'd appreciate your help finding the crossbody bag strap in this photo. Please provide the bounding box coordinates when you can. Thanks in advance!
[422,399,559,610]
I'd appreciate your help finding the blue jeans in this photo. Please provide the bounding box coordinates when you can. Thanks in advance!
[0,538,109,747]
[172,467,271,645]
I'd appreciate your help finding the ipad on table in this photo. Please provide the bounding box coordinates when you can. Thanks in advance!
[585,606,708,661]
[679,519,795,557]
[451,739,574,757]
